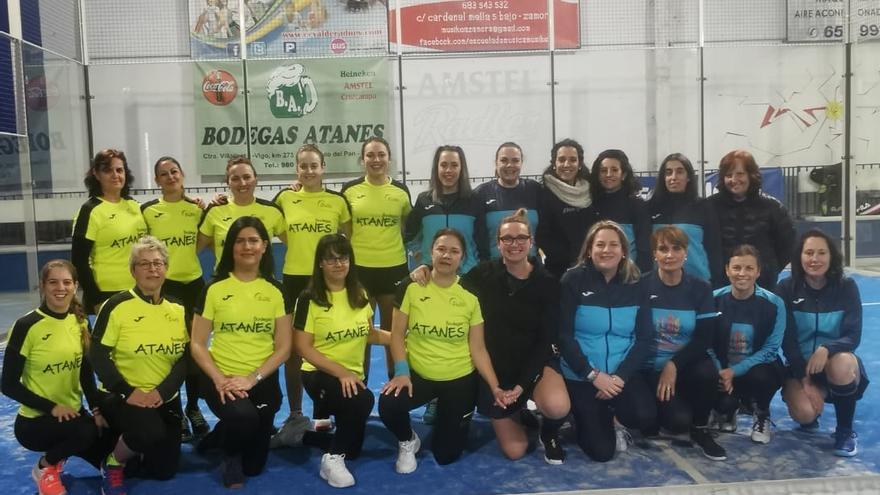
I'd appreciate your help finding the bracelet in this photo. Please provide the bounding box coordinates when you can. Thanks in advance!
[393,360,410,377]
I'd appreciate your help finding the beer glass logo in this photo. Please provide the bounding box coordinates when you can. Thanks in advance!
[202,70,238,106]
[267,64,317,118]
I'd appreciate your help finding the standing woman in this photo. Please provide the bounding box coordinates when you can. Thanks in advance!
[474,142,542,261]
[640,226,725,460]
[72,149,148,313]
[708,150,795,289]
[2,260,110,495]
[272,144,351,445]
[379,229,504,472]
[535,138,594,278]
[558,221,655,462]
[141,156,210,442]
[90,236,189,494]
[294,234,391,487]
[588,149,652,273]
[405,145,481,274]
[776,230,867,457]
[197,155,286,271]
[191,217,293,488]
[710,245,786,444]
[648,153,723,287]
[341,136,411,376]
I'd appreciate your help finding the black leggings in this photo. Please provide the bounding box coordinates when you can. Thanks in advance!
[14,412,114,467]
[566,373,656,462]
[163,277,206,409]
[715,362,783,414]
[642,356,718,434]
[101,395,183,480]
[302,370,374,458]
[202,372,281,477]
[378,371,477,465]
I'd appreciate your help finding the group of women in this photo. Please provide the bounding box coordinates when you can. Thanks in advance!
[1,140,867,495]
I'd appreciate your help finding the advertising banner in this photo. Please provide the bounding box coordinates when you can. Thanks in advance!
[786,0,880,42]
[389,0,580,52]
[189,0,388,59]
[194,57,389,175]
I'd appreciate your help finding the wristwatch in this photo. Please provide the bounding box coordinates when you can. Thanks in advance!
[253,371,264,383]
[585,368,599,382]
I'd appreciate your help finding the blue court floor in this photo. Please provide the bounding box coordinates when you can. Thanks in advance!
[1,273,879,494]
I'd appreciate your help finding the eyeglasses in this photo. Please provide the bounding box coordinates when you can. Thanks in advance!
[322,256,350,265]
[498,235,531,245]
[135,260,166,270]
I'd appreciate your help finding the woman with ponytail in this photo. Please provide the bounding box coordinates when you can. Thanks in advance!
[2,260,111,495]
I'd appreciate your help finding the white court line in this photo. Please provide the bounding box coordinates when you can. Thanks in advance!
[863,302,880,306]
[651,439,711,484]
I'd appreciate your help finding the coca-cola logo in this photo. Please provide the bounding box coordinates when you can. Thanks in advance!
[25,75,54,112]
[202,70,238,106]
[330,38,347,54]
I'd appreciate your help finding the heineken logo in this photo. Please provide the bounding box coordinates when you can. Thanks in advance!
[202,70,238,106]
[267,64,317,118]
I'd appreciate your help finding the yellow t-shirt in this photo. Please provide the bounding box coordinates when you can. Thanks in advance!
[141,197,203,283]
[196,274,291,376]
[94,289,188,392]
[72,197,148,291]
[342,177,411,268]
[198,199,286,265]
[395,279,483,381]
[273,189,351,276]
[6,309,87,418]
[294,289,373,379]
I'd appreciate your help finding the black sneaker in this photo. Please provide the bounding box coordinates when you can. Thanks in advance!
[181,416,194,443]
[539,434,565,465]
[186,406,210,438]
[690,427,727,461]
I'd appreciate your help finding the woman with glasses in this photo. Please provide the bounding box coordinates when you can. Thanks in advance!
[558,221,655,462]
[536,139,594,278]
[89,236,189,494]
[379,228,503,472]
[191,216,293,488]
[141,156,210,443]
[72,149,148,313]
[648,153,723,287]
[294,234,390,487]
[272,144,352,447]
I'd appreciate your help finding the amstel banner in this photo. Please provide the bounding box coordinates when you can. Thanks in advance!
[194,57,389,175]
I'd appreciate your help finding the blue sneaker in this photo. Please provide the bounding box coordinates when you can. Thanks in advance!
[833,429,858,457]
[100,461,127,495]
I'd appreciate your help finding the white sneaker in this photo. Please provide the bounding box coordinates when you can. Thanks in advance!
[751,413,772,444]
[314,418,334,432]
[320,453,355,488]
[395,431,420,474]
[615,425,633,454]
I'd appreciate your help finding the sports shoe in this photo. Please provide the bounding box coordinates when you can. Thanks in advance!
[221,455,245,488]
[750,412,772,444]
[690,427,727,461]
[539,434,565,465]
[833,429,858,457]
[314,418,334,432]
[320,453,355,488]
[100,460,127,495]
[615,425,633,454]
[395,431,421,474]
[422,399,438,425]
[270,413,311,448]
[186,405,211,438]
[180,416,194,443]
[32,459,66,495]
[798,417,820,433]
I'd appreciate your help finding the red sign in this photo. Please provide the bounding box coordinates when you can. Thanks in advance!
[389,0,580,52]
[201,70,238,106]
